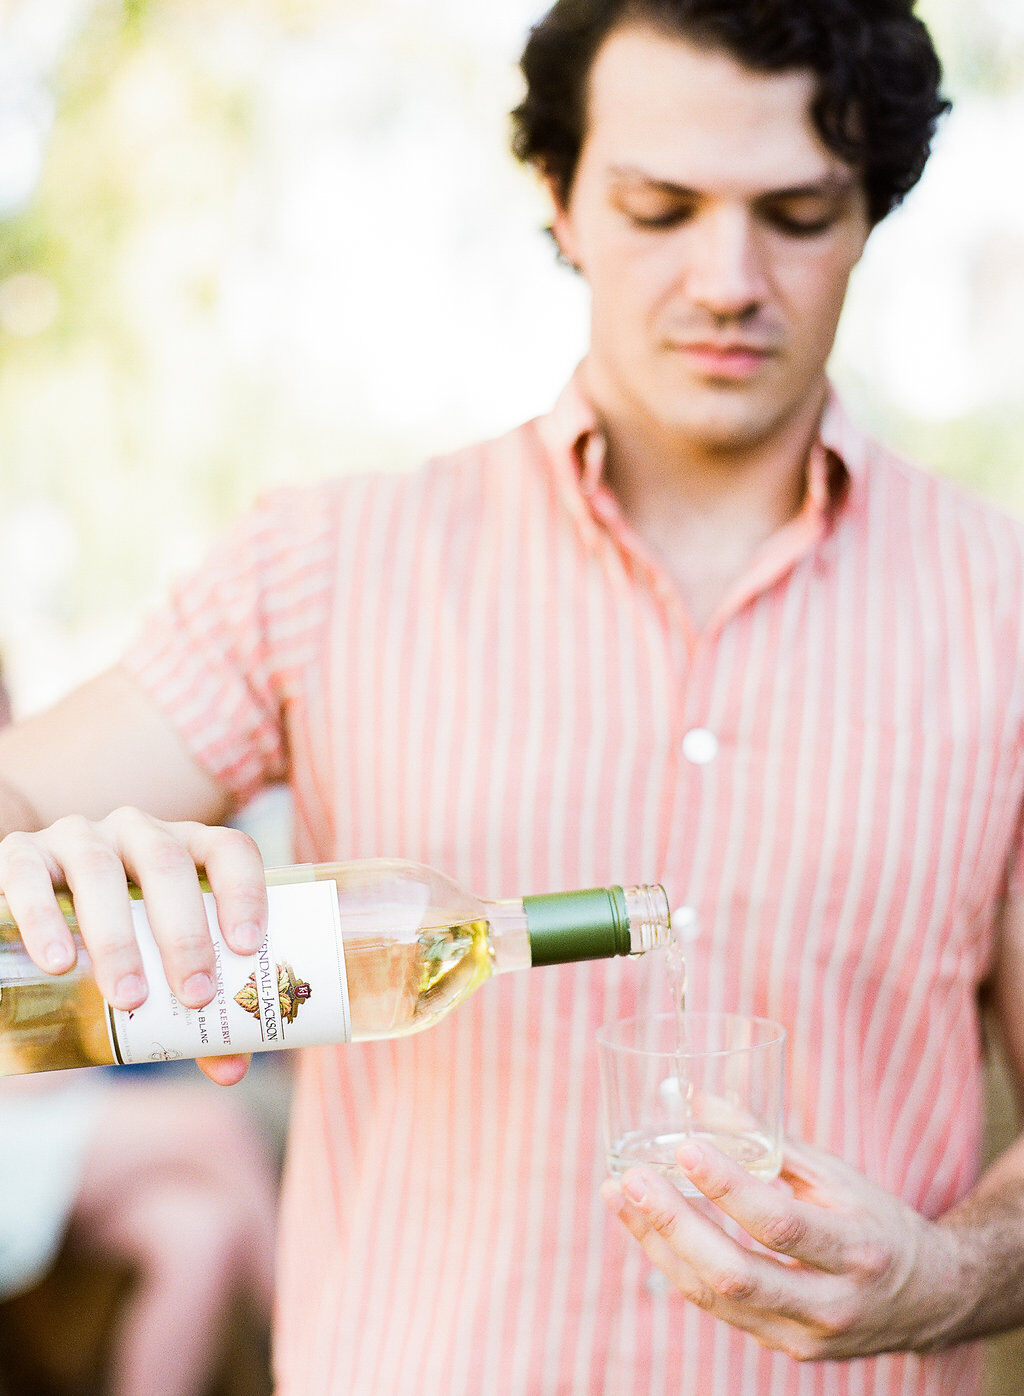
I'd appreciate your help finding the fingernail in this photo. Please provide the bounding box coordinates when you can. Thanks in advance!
[114,973,147,1007]
[44,943,73,973]
[623,1175,647,1206]
[677,1142,702,1172]
[182,971,214,1005]
[232,921,264,954]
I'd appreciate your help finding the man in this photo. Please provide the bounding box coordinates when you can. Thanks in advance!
[0,1,1021,1393]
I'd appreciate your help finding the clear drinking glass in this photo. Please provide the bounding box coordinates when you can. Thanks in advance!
[596,1011,786,1196]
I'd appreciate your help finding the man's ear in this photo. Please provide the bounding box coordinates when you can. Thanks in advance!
[544,175,581,272]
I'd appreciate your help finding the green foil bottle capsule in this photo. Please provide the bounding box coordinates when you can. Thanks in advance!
[523,885,671,965]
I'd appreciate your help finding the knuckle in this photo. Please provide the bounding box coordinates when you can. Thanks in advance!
[51,813,97,844]
[785,1332,826,1363]
[850,1241,892,1281]
[104,805,153,835]
[708,1262,756,1303]
[139,839,196,881]
[72,843,127,882]
[223,827,261,859]
[798,1289,857,1345]
[762,1210,807,1254]
[819,1303,856,1340]
[645,1204,680,1237]
[97,949,144,979]
[150,846,195,881]
[205,828,266,882]
[0,835,44,876]
[696,1172,732,1206]
[163,927,214,959]
[14,897,64,930]
[0,829,37,858]
[682,1279,719,1313]
[179,819,245,852]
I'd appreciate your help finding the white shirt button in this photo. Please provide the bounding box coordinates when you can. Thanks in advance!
[682,727,718,765]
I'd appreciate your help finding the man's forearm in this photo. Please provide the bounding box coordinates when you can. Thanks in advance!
[931,1135,1024,1348]
[0,776,44,839]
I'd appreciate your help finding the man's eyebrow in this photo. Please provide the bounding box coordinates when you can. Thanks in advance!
[606,166,859,200]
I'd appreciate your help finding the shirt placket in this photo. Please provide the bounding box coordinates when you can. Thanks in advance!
[589,467,837,927]
[654,577,727,909]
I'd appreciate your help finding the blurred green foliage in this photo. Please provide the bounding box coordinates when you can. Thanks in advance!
[889,0,1024,510]
[923,0,1024,95]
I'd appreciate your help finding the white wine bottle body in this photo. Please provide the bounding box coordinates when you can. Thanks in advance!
[0,860,666,1076]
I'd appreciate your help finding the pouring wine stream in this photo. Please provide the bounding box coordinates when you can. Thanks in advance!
[667,906,697,1140]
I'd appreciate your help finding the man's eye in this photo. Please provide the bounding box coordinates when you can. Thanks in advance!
[623,206,695,230]
[765,209,837,237]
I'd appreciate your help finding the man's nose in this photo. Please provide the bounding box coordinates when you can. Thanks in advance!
[684,207,768,321]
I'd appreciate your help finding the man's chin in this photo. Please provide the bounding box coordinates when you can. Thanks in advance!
[655,358,828,454]
[598,358,798,453]
[656,399,781,455]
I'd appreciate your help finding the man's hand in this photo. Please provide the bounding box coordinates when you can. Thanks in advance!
[0,808,268,1085]
[602,1137,978,1360]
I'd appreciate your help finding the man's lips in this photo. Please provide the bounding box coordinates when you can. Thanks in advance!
[670,340,777,379]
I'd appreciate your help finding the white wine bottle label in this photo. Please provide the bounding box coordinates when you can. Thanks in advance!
[107,881,351,1064]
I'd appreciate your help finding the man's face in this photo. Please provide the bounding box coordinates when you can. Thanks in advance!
[551,26,872,453]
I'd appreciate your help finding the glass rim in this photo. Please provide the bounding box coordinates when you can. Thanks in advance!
[595,1010,787,1059]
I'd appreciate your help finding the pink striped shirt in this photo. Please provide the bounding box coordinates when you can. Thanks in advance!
[123,372,1024,1395]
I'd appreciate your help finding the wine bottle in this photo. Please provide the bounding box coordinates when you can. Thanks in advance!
[0,859,671,1075]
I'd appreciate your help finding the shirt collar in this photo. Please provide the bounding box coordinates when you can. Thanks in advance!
[537,364,862,535]
[817,389,867,486]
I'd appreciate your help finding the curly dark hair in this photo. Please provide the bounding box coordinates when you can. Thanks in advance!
[510,0,951,226]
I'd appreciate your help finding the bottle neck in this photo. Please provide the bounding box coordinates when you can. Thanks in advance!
[489,884,671,972]
[487,901,533,976]
[620,885,673,953]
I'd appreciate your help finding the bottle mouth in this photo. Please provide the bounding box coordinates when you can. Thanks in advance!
[622,885,672,953]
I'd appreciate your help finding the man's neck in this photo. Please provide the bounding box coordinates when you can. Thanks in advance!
[587,371,828,629]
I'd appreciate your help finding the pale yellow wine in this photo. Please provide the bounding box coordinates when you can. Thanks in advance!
[0,915,492,1075]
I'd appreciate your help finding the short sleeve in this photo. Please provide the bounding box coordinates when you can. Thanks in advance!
[121,486,337,809]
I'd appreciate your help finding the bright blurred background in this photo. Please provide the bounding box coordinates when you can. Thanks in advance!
[0,1,1023,1391]
[0,0,1023,717]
